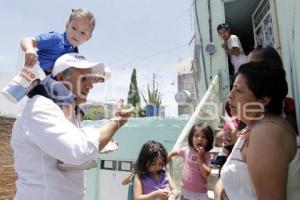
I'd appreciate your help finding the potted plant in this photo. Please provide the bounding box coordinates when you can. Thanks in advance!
[141,84,161,117]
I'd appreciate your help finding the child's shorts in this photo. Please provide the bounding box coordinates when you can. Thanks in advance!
[180,187,209,200]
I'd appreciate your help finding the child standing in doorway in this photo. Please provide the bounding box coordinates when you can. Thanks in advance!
[133,140,178,200]
[168,123,214,200]
[217,23,248,75]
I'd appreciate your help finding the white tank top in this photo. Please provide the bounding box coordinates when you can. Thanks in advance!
[221,136,300,200]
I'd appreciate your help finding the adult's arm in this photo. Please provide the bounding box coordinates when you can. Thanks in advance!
[214,179,230,200]
[24,97,132,165]
[247,123,295,200]
[98,99,134,150]
[98,116,130,150]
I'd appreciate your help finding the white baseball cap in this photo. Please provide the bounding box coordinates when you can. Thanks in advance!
[52,53,106,77]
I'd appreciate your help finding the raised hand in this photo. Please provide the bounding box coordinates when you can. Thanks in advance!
[196,146,205,159]
[24,49,38,67]
[113,99,134,118]
[111,99,134,128]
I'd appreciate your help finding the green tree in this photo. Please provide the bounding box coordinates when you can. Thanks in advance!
[84,106,105,120]
[127,68,141,107]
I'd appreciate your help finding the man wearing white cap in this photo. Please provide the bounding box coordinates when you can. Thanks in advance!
[11,53,133,200]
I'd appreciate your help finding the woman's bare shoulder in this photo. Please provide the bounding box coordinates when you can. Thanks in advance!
[250,117,297,160]
[252,116,295,136]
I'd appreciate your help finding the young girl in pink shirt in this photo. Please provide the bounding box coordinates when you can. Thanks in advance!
[168,123,214,200]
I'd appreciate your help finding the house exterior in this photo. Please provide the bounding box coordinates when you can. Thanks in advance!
[193,0,300,129]
[177,72,197,115]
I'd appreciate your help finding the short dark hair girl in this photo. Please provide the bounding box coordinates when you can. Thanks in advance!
[188,123,214,152]
[135,140,168,177]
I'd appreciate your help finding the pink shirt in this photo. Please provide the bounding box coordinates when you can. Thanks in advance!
[177,146,211,192]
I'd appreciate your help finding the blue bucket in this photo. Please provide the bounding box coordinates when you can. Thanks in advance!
[145,104,160,117]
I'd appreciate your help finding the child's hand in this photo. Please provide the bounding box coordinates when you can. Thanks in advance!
[168,195,176,200]
[223,130,232,146]
[196,146,205,158]
[24,49,38,67]
[167,191,176,200]
[154,189,168,200]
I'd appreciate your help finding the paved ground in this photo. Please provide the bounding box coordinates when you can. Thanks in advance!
[208,168,219,200]
[207,146,222,200]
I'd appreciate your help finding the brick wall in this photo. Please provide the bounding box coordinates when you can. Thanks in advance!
[0,116,16,200]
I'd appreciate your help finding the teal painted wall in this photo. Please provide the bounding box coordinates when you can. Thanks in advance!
[82,117,188,161]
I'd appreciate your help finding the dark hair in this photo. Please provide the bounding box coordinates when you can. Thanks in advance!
[188,123,214,152]
[249,46,284,71]
[237,61,288,114]
[135,140,168,177]
[217,23,230,32]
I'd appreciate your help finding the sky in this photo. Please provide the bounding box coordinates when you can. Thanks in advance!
[0,0,194,116]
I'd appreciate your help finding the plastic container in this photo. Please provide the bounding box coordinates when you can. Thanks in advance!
[1,64,46,103]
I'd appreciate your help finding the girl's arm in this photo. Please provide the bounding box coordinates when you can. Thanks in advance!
[121,171,134,185]
[133,175,168,200]
[197,147,211,177]
[247,124,294,200]
[167,151,179,159]
[166,173,179,200]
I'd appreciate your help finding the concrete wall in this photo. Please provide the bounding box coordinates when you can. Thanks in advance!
[0,116,16,200]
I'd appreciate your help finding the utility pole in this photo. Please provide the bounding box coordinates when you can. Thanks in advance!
[152,73,156,89]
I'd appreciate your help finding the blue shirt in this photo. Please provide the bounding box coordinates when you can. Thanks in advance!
[36,32,78,70]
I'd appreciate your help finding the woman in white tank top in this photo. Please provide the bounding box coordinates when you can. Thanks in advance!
[215,61,300,200]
